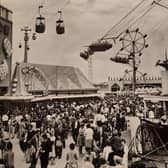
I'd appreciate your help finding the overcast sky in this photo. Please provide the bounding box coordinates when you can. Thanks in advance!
[2,0,168,83]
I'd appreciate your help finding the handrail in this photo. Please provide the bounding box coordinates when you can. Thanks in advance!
[137,153,168,165]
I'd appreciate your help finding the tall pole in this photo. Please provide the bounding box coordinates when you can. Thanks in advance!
[88,56,93,83]
[21,26,31,63]
[132,41,136,96]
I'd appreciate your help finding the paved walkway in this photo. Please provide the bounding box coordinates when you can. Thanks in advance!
[3,124,168,168]
[12,136,83,168]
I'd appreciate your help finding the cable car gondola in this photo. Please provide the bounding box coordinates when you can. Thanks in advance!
[110,56,129,64]
[80,48,94,61]
[89,40,112,52]
[80,51,89,60]
[56,11,65,35]
[35,6,46,33]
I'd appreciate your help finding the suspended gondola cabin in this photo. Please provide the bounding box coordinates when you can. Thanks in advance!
[35,5,46,33]
[56,19,65,34]
[80,51,89,60]
[89,40,112,52]
[35,15,46,33]
[56,11,65,35]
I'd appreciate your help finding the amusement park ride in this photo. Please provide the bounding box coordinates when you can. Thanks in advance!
[7,0,67,97]
[1,0,168,167]
[34,5,65,34]
[79,0,168,167]
[156,49,168,70]
[111,28,148,95]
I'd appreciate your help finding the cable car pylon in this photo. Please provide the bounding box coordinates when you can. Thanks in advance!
[88,56,93,83]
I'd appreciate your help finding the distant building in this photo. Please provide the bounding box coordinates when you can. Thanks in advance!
[93,82,109,92]
[108,75,162,92]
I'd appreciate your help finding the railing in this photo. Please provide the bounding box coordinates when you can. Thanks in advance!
[137,154,168,168]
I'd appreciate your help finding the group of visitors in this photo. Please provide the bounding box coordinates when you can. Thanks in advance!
[0,94,147,168]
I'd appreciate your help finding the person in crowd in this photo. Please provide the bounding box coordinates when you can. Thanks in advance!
[77,123,85,155]
[55,135,63,159]
[25,124,37,163]
[121,139,128,168]
[84,123,94,153]
[1,94,145,167]
[102,139,112,161]
[4,141,14,168]
[81,155,94,168]
[120,112,126,131]
[8,115,16,140]
[49,130,55,165]
[99,157,109,168]
[66,143,78,168]
[39,134,51,168]
[148,109,155,121]
[29,144,37,168]
[116,113,122,134]
[2,113,9,132]
[71,117,80,144]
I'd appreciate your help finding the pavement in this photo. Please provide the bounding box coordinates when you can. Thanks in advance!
[2,122,168,168]
[11,130,132,168]
[12,136,83,168]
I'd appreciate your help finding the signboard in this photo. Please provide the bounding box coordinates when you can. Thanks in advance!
[0,6,12,90]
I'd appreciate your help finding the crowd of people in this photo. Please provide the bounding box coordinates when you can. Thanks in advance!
[0,94,160,168]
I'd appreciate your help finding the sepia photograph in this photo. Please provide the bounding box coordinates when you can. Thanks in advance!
[0,0,167,167]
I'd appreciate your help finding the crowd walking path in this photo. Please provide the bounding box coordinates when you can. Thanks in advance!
[13,136,83,168]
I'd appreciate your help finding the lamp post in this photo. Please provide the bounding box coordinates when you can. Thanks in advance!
[20,26,36,63]
[19,26,37,93]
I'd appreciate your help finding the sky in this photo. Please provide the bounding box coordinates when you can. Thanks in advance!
[2,0,168,83]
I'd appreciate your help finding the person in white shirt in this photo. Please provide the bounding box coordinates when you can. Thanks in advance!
[94,111,106,126]
[94,111,102,126]
[2,113,9,131]
[84,124,94,153]
[102,140,112,161]
[148,110,155,121]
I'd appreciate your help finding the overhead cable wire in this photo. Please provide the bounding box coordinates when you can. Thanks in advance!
[128,0,168,40]
[105,1,154,39]
[102,0,163,40]
[41,0,46,6]
[104,3,151,40]
[127,0,164,29]
[43,0,70,16]
[101,0,147,39]
[127,0,163,28]
[152,0,168,10]
[147,5,168,39]
[113,2,151,37]
[128,4,154,29]
[27,1,43,32]
[120,0,165,39]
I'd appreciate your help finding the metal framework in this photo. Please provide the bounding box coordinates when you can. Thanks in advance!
[119,28,148,95]
[129,118,168,168]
